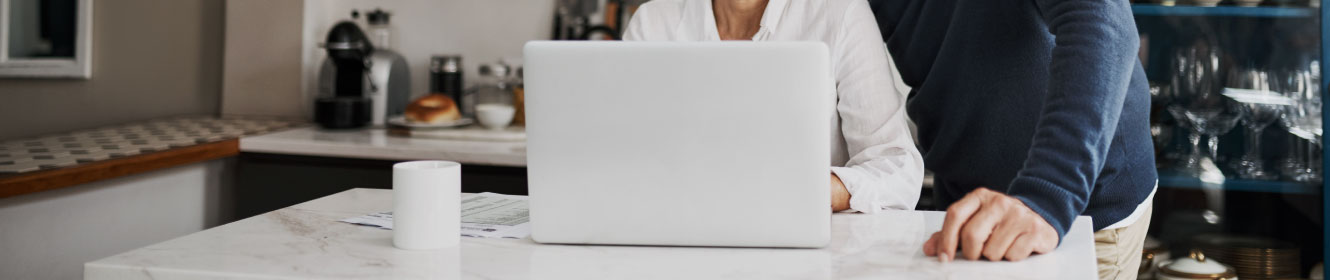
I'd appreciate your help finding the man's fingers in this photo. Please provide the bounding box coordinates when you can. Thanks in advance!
[937,194,983,262]
[1030,227,1059,255]
[923,232,940,256]
[1005,234,1036,261]
[981,220,1023,261]
[959,206,1003,260]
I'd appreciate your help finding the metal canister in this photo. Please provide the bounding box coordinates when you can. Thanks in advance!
[429,55,466,115]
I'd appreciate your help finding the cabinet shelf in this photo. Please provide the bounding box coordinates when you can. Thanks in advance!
[1132,4,1318,18]
[1158,170,1322,194]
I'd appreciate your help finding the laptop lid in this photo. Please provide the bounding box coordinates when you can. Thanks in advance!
[524,41,832,248]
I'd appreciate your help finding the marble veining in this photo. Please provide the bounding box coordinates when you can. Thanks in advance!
[85,189,1098,280]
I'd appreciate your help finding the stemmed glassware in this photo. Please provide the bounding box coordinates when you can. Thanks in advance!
[1167,44,1208,172]
[1224,67,1287,179]
[1169,43,1245,175]
[1275,63,1322,182]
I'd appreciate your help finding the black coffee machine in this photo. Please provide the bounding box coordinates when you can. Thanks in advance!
[314,21,374,129]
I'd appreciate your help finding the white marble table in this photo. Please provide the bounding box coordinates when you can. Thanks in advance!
[239,127,525,167]
[85,189,1098,279]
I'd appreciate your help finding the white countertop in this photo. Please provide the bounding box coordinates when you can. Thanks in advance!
[85,188,1099,280]
[239,127,525,167]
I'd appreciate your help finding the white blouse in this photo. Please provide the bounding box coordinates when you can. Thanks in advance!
[623,0,924,212]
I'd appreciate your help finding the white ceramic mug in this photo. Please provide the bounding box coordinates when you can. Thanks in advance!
[393,161,461,250]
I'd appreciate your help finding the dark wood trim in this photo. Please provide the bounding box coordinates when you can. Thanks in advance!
[0,139,240,199]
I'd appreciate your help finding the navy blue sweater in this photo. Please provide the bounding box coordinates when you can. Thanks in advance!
[867,0,1157,240]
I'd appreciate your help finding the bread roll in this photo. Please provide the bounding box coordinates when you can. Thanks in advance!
[405,94,461,124]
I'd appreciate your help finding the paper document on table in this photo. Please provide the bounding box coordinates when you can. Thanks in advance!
[339,192,531,239]
[457,192,531,238]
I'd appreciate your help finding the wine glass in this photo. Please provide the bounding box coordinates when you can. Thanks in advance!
[1167,45,1207,172]
[1224,67,1286,179]
[1275,66,1322,182]
[1170,43,1244,175]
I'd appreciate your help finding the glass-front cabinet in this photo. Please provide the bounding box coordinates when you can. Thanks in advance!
[1131,0,1327,278]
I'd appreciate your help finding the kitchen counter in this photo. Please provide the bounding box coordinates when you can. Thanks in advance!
[240,127,526,167]
[85,188,1099,280]
[0,116,303,199]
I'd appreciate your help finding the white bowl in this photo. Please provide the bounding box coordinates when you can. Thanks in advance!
[475,104,516,130]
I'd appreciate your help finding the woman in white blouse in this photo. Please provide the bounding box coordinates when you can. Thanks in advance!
[623,0,922,213]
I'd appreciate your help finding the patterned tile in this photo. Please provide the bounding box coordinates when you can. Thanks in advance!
[66,148,112,162]
[0,161,41,174]
[104,146,144,157]
[30,157,78,169]
[0,116,305,175]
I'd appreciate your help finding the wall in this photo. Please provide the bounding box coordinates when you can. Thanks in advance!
[221,0,307,118]
[0,0,224,140]
[0,159,232,280]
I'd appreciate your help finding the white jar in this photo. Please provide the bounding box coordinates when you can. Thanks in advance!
[468,62,517,129]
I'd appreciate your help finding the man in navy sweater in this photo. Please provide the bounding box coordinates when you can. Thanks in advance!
[867,0,1157,278]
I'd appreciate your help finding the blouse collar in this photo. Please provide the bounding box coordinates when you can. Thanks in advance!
[682,0,790,41]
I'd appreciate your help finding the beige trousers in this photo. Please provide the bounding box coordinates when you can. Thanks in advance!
[1094,204,1154,280]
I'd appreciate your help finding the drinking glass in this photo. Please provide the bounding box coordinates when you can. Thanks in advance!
[1170,43,1244,175]
[1276,66,1322,182]
[1167,45,1207,172]
[1224,67,1285,179]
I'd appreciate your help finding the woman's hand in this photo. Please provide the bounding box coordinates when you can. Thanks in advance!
[921,187,1058,262]
[831,173,851,212]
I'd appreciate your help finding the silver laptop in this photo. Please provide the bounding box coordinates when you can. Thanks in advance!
[523,41,833,248]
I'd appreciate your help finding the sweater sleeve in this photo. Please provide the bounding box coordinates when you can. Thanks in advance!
[1009,0,1140,242]
[829,0,925,213]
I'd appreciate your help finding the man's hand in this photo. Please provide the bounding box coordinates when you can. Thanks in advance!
[922,187,1058,262]
[831,173,851,212]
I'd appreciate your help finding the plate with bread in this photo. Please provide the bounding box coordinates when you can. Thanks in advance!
[390,94,473,129]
